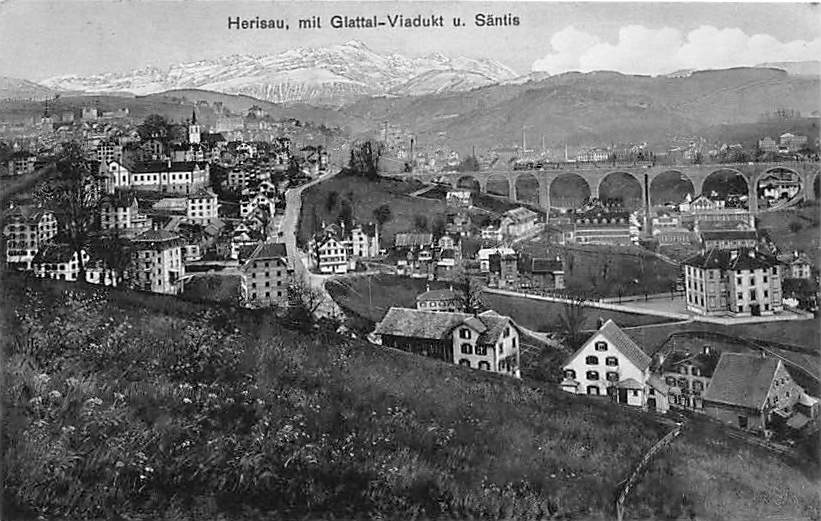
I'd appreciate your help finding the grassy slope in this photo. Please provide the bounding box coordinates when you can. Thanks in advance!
[297,172,438,247]
[3,274,819,521]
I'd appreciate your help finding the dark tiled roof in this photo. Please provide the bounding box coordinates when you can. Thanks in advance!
[33,243,75,263]
[684,248,780,271]
[4,204,52,222]
[187,188,217,200]
[374,307,513,345]
[532,258,563,273]
[700,230,757,241]
[247,242,287,261]
[702,353,781,411]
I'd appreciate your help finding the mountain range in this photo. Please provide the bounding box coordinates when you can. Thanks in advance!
[40,41,518,105]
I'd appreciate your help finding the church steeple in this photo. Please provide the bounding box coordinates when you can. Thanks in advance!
[188,108,201,145]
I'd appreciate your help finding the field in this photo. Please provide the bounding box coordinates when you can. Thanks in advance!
[517,239,682,298]
[3,273,819,520]
[296,172,438,247]
[327,273,680,332]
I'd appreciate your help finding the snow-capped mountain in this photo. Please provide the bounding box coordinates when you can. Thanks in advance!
[42,40,518,105]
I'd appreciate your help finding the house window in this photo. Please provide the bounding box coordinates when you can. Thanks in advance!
[677,378,688,389]
[738,415,748,429]
[564,369,576,379]
[459,329,471,339]
[504,327,510,337]
[678,366,688,375]
[458,359,471,367]
[606,372,619,382]
[585,356,599,365]
[586,386,600,396]
[693,381,704,392]
[605,357,618,366]
[595,341,607,351]
[478,361,490,371]
[460,343,472,355]
[632,390,639,397]
[586,371,599,381]
[692,367,701,377]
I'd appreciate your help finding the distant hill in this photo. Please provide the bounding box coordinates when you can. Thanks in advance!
[337,67,821,152]
[0,76,57,101]
[756,60,820,78]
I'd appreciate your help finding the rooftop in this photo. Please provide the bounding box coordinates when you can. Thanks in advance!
[684,248,781,271]
[702,353,783,411]
[374,308,512,346]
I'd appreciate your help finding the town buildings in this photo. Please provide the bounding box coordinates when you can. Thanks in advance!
[570,209,633,245]
[3,204,58,270]
[500,207,539,239]
[186,188,219,224]
[779,133,808,153]
[656,347,719,411]
[129,230,185,294]
[699,229,758,250]
[527,257,565,291]
[702,353,802,432]
[103,160,210,194]
[31,244,89,282]
[373,308,521,377]
[6,151,37,176]
[240,242,291,307]
[446,189,472,208]
[778,251,813,280]
[683,248,783,317]
[99,192,152,237]
[416,286,462,312]
[560,320,668,413]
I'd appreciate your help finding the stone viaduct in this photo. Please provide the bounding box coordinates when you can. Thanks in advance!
[391,162,820,213]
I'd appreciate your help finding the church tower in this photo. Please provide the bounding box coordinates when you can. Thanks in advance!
[188,108,201,145]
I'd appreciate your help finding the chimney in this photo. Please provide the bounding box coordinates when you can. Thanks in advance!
[702,345,711,356]
[596,317,605,329]
[425,282,430,293]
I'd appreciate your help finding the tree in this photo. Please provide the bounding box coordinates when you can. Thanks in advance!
[285,274,327,332]
[454,270,486,315]
[136,114,173,142]
[413,214,428,232]
[348,140,382,179]
[325,190,339,212]
[558,296,588,349]
[88,233,131,283]
[431,217,447,238]
[35,143,101,281]
[372,204,392,227]
[457,155,480,172]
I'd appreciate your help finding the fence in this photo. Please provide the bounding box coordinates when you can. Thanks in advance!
[615,424,683,521]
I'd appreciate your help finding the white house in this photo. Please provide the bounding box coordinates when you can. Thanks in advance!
[477,247,516,273]
[314,235,349,274]
[561,320,667,413]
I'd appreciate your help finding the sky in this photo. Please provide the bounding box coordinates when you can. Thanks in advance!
[0,1,819,81]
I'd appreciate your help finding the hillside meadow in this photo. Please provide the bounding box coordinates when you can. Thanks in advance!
[3,274,820,520]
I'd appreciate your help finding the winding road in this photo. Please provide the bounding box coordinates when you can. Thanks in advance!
[280,168,344,318]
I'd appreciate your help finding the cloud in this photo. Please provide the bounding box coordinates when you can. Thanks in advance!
[531,25,821,75]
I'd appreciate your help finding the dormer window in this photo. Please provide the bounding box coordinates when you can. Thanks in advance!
[595,341,607,351]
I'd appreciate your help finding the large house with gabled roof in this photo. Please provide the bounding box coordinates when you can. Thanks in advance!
[561,319,668,413]
[701,352,805,432]
[373,307,521,377]
[239,242,291,307]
